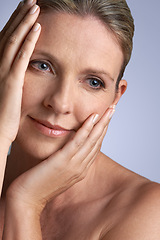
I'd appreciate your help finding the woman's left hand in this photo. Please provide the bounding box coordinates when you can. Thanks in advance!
[5,106,115,214]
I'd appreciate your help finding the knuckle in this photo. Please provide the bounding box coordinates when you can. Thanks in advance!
[5,25,14,37]
[21,17,29,26]
[25,36,34,45]
[69,160,81,176]
[18,6,27,19]
[85,124,92,134]
[8,34,18,45]
[74,139,83,148]
[19,7,27,17]
[79,171,87,180]
[21,13,33,27]
[9,24,15,33]
[74,168,83,180]
[75,166,86,181]
[89,138,97,148]
[17,49,26,59]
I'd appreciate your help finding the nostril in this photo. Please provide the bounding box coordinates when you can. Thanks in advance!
[43,91,73,114]
[46,103,71,115]
[47,104,53,109]
[65,111,71,115]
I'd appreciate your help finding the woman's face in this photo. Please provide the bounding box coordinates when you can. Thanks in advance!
[16,12,126,159]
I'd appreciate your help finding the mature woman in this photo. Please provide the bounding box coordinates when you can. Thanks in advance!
[0,0,160,239]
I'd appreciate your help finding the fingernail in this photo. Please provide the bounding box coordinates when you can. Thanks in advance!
[92,114,99,124]
[18,1,24,8]
[109,108,115,119]
[33,23,41,31]
[29,4,39,14]
[110,104,116,110]
[24,0,35,5]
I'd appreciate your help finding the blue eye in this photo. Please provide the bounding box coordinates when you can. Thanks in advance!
[87,78,105,89]
[38,62,49,71]
[30,61,53,73]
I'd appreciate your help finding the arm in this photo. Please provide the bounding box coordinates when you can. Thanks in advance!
[3,105,115,239]
[3,199,42,240]
[0,0,40,195]
[1,1,115,238]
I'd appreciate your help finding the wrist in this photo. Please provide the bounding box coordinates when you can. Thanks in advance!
[6,187,44,216]
[3,197,42,240]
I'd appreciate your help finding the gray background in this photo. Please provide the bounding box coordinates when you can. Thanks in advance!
[0,1,160,182]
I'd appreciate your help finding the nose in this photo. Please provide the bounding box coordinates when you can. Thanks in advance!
[43,80,74,115]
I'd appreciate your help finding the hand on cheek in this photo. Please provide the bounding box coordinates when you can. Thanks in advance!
[6,105,116,213]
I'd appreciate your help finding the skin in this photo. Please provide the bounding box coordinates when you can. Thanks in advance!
[15,12,125,160]
[0,1,160,240]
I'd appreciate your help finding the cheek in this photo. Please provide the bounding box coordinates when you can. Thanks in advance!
[75,90,115,122]
[21,82,37,113]
[21,74,46,112]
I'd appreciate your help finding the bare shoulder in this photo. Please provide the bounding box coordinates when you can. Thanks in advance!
[100,160,160,240]
[119,181,160,239]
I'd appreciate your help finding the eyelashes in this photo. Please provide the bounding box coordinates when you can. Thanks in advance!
[29,60,106,90]
[29,60,55,74]
[86,77,105,90]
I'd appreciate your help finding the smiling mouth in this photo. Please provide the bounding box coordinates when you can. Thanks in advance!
[30,117,71,137]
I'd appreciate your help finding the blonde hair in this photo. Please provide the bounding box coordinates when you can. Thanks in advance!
[37,0,134,89]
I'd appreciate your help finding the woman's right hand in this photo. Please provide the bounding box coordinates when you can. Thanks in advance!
[0,0,41,148]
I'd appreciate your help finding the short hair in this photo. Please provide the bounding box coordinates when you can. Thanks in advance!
[37,0,135,90]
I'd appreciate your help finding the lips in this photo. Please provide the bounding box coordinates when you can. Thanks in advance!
[34,118,69,131]
[30,117,71,137]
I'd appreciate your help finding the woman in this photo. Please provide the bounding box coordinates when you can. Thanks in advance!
[0,0,160,239]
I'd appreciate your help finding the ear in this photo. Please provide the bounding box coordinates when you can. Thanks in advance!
[112,79,127,106]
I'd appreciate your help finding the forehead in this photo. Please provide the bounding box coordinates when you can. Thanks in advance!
[36,12,124,80]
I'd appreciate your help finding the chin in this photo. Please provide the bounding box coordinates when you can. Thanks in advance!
[14,119,75,161]
[15,130,74,161]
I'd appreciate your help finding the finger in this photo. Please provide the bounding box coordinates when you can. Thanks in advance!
[0,0,36,54]
[67,123,109,181]
[10,22,41,85]
[83,123,109,168]
[80,107,113,153]
[1,4,40,74]
[57,107,114,166]
[83,107,114,146]
[82,107,116,172]
[57,114,99,160]
[73,118,109,169]
[69,107,115,168]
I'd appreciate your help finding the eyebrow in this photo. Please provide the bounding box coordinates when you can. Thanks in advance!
[32,50,114,81]
[32,50,61,67]
[81,68,114,82]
